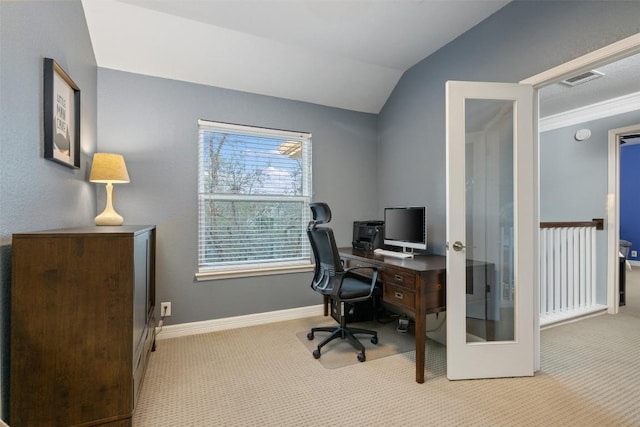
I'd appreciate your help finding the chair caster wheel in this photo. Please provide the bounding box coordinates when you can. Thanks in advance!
[371,336,378,345]
[312,349,321,359]
[357,352,366,362]
[307,332,314,340]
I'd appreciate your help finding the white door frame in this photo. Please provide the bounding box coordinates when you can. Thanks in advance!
[520,33,640,88]
[521,33,640,370]
[608,124,640,314]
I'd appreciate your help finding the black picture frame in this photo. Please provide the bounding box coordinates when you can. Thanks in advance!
[43,58,80,169]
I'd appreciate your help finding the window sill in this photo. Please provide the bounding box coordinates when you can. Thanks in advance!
[195,264,314,281]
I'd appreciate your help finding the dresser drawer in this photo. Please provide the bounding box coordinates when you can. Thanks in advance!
[381,268,416,290]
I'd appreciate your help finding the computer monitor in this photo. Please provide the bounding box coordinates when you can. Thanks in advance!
[383,206,427,252]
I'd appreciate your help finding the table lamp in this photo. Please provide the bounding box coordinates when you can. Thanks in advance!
[90,152,130,226]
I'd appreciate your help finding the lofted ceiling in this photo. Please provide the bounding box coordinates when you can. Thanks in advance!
[82,0,510,113]
[82,1,640,117]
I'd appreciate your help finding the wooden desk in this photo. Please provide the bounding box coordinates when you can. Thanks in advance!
[338,247,446,384]
[338,248,493,383]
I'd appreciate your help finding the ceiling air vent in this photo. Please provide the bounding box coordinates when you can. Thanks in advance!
[560,70,604,87]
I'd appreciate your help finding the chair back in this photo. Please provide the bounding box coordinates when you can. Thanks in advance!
[308,203,344,294]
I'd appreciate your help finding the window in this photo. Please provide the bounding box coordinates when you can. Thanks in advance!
[197,120,313,279]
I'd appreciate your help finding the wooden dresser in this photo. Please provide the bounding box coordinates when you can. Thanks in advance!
[10,226,156,427]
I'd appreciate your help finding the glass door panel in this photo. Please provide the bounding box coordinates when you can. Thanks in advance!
[464,99,514,343]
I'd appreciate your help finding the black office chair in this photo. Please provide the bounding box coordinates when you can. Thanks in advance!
[306,202,379,362]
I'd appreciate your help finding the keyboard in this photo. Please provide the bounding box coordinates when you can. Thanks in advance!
[373,249,413,259]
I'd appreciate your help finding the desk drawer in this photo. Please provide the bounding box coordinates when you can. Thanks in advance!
[344,258,374,269]
[381,268,416,290]
[383,284,416,310]
[344,259,375,279]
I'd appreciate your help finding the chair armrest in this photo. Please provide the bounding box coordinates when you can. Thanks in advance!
[344,266,379,297]
[331,267,379,299]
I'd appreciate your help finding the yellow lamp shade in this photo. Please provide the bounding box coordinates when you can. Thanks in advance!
[90,153,130,183]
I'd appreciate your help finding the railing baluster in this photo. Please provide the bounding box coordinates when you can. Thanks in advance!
[539,218,603,325]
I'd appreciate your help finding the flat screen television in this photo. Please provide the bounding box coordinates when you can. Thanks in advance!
[383,206,427,252]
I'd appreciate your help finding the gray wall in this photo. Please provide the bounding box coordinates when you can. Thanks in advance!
[0,0,98,420]
[96,68,378,325]
[540,111,640,221]
[378,1,640,255]
[540,110,640,302]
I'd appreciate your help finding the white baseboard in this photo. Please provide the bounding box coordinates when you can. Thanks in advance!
[155,304,324,341]
[540,305,607,329]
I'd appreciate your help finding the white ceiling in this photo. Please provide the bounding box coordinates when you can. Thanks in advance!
[540,52,640,118]
[82,1,640,117]
[82,0,510,113]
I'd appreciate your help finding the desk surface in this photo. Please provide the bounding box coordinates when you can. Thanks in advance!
[338,247,487,272]
[339,247,488,271]
[339,247,446,271]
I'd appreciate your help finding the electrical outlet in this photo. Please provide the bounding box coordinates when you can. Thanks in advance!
[160,302,172,317]
[632,250,637,258]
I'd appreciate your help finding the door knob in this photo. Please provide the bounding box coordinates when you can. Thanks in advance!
[452,241,467,252]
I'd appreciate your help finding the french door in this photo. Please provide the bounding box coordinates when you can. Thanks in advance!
[446,81,536,380]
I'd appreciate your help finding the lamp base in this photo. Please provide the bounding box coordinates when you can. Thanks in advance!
[95,182,124,226]
[94,209,124,226]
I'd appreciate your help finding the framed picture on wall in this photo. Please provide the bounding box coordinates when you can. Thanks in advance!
[43,58,80,168]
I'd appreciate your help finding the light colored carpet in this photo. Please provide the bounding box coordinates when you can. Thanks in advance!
[295,318,416,369]
[134,271,640,426]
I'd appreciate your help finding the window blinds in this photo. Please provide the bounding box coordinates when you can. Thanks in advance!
[197,120,312,276]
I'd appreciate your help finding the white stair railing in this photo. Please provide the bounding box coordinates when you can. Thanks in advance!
[539,218,605,326]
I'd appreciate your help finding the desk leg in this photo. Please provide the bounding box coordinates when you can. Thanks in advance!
[415,280,426,383]
[415,312,425,384]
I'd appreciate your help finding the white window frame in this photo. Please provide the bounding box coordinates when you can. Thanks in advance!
[196,120,314,280]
